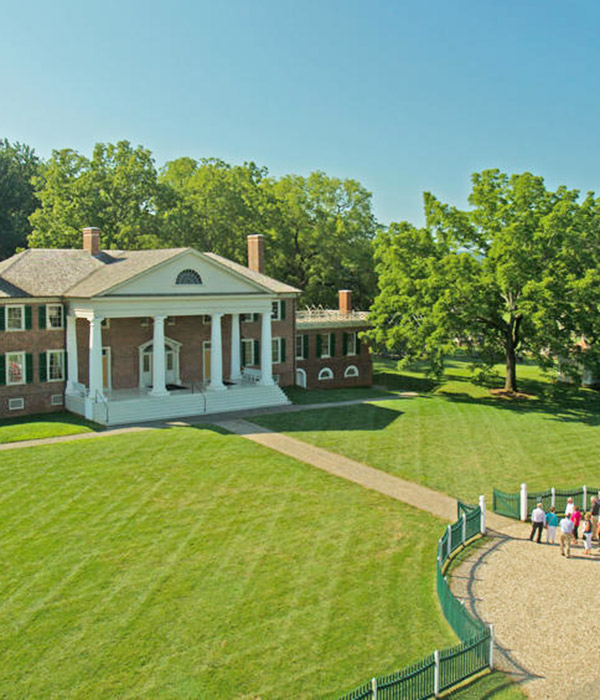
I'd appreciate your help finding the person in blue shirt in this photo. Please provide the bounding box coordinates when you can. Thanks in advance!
[545,506,559,545]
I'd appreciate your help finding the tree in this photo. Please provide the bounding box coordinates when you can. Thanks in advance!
[29,141,162,250]
[370,170,597,393]
[0,139,40,259]
[265,172,377,308]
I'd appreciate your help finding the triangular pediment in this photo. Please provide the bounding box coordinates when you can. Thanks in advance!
[102,250,269,297]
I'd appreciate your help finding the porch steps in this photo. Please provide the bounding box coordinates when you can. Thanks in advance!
[97,384,290,426]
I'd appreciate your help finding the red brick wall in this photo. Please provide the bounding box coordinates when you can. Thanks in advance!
[0,303,66,419]
[296,327,372,390]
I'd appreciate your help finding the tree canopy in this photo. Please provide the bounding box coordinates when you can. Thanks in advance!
[370,169,600,392]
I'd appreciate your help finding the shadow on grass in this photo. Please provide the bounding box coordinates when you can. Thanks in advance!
[0,411,102,431]
[252,402,403,433]
[373,370,439,393]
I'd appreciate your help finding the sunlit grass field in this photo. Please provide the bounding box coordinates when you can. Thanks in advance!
[254,358,600,503]
[0,411,98,444]
[1,426,460,699]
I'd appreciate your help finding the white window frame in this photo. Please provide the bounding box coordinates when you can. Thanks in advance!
[6,351,26,385]
[295,335,305,360]
[6,305,25,332]
[8,397,25,411]
[47,350,66,382]
[344,365,359,378]
[241,313,258,323]
[318,367,334,381]
[320,334,331,359]
[271,301,285,321]
[51,394,64,406]
[346,332,357,356]
[242,338,256,366]
[272,337,283,364]
[46,304,64,330]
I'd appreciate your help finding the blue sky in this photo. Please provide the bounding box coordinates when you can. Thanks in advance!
[2,0,600,225]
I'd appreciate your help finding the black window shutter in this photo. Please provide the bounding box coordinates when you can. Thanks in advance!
[24,306,32,330]
[281,337,286,363]
[303,334,309,359]
[241,340,246,366]
[356,333,362,354]
[330,333,336,357]
[343,332,348,356]
[253,313,259,322]
[253,339,260,365]
[280,300,286,320]
[25,353,33,383]
[316,334,322,358]
[0,307,4,332]
[0,355,5,385]
[38,305,46,330]
[39,352,47,382]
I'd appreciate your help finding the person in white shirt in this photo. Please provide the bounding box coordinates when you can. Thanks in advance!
[565,498,575,517]
[560,515,575,557]
[529,503,545,544]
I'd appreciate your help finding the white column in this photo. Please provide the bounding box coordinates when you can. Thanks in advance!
[209,312,225,390]
[230,313,242,381]
[88,315,104,399]
[150,315,169,396]
[66,315,79,393]
[259,310,274,386]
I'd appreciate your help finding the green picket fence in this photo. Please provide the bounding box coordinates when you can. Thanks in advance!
[493,485,600,520]
[492,488,520,519]
[339,502,492,700]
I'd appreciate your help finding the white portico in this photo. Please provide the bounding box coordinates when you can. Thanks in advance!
[62,245,298,424]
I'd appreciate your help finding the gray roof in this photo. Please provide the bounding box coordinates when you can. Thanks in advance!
[204,253,301,295]
[0,247,301,299]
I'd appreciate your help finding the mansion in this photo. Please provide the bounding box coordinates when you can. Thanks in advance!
[0,229,371,424]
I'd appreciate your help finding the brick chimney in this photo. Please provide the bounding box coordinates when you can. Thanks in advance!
[247,234,265,274]
[82,227,101,256]
[339,289,352,314]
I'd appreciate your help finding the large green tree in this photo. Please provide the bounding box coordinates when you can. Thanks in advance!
[29,141,162,250]
[0,139,40,259]
[370,170,599,392]
[265,172,377,308]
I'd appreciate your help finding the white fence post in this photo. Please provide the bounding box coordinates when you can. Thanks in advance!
[520,483,528,521]
[583,485,587,509]
[479,494,486,534]
[489,624,494,669]
[447,524,452,556]
[551,487,556,509]
[371,677,377,699]
[434,649,440,698]
[462,513,467,544]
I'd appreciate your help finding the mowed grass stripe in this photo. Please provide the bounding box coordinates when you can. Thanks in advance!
[0,427,453,698]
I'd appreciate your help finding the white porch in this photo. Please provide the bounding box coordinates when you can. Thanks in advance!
[65,379,289,426]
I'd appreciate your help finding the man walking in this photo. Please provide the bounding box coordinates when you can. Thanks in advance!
[529,502,545,544]
[560,513,575,557]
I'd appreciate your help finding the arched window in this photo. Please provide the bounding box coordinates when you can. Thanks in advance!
[344,365,359,378]
[318,367,334,381]
[176,269,202,285]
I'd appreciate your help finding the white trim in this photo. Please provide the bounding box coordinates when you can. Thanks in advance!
[344,365,359,378]
[8,397,25,411]
[138,336,181,389]
[345,331,357,356]
[6,305,25,331]
[241,338,256,366]
[318,367,334,381]
[47,349,66,382]
[46,304,64,330]
[320,333,331,359]
[202,340,211,383]
[272,337,284,364]
[295,368,307,388]
[6,351,26,385]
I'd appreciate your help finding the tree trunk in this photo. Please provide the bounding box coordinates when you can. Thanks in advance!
[505,341,517,393]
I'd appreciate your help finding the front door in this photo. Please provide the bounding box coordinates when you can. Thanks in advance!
[140,343,178,388]
[203,341,211,382]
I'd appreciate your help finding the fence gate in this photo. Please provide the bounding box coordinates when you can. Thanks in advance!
[492,489,520,519]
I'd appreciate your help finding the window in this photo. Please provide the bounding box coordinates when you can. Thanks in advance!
[242,339,258,366]
[344,332,357,356]
[272,337,286,364]
[167,316,175,326]
[8,398,25,411]
[176,269,203,285]
[241,313,259,323]
[318,333,334,358]
[101,318,110,329]
[7,352,25,385]
[318,367,334,381]
[47,350,65,381]
[271,300,286,321]
[6,305,24,331]
[296,334,309,360]
[46,305,64,330]
[344,365,359,378]
[51,394,64,406]
[202,315,212,324]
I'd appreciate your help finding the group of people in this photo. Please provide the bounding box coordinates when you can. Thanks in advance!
[529,494,600,558]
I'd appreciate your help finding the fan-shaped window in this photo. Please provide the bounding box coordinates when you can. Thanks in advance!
[176,269,203,285]
[318,367,334,381]
[344,365,359,378]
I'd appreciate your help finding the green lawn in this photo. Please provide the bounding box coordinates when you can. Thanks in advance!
[284,384,397,404]
[254,358,600,503]
[0,411,99,444]
[1,427,459,699]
